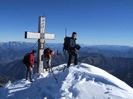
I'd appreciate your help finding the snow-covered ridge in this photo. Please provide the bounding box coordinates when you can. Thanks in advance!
[0,63,133,99]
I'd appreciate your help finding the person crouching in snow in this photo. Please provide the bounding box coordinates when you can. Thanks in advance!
[44,48,54,72]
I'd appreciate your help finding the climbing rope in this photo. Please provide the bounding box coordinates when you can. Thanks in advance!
[28,40,38,52]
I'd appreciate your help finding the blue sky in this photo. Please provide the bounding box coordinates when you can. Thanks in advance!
[0,0,133,46]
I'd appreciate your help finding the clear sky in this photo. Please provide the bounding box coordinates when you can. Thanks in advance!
[0,0,133,46]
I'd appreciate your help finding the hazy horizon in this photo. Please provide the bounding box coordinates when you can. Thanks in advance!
[0,40,133,47]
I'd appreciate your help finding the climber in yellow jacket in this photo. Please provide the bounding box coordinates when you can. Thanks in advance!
[44,47,54,72]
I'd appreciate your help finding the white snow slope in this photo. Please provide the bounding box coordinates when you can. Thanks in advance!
[0,63,133,99]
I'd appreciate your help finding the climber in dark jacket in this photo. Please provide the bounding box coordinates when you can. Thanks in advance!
[67,32,79,68]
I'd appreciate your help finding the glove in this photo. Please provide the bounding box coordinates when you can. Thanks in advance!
[75,45,81,50]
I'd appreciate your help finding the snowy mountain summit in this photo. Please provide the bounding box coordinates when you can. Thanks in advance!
[0,63,133,99]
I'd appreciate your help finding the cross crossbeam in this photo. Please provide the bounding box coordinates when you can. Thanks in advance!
[25,32,55,39]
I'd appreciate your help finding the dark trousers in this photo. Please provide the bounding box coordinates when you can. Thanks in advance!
[67,51,79,68]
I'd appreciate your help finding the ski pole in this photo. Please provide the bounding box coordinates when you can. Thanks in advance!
[51,68,58,83]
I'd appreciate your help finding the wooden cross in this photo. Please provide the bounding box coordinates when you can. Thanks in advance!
[25,17,55,73]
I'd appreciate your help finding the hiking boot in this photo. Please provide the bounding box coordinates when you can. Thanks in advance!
[0,83,4,87]
[67,64,70,68]
[30,79,34,82]
[74,64,78,66]
[30,80,34,82]
[48,70,51,73]
[26,78,29,80]
[56,68,59,71]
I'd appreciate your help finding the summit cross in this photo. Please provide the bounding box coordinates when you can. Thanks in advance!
[25,16,55,73]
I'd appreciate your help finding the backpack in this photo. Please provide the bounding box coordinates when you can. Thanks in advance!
[23,53,30,64]
[63,37,70,52]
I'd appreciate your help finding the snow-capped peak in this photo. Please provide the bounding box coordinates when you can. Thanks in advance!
[0,63,133,99]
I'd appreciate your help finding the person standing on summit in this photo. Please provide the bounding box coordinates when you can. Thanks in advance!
[23,50,37,82]
[67,32,80,68]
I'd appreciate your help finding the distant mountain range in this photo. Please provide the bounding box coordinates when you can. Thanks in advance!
[80,46,133,58]
[0,75,10,84]
[1,41,133,64]
[1,41,133,52]
[0,41,85,52]
[0,41,37,49]
[1,41,133,87]
[115,69,133,88]
[1,52,133,87]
